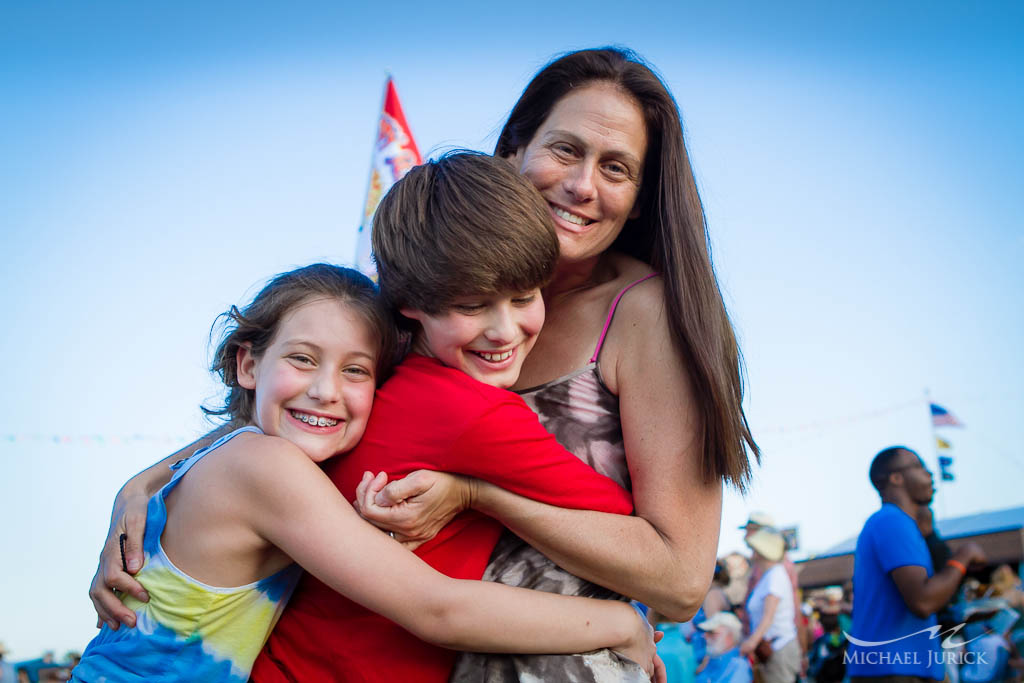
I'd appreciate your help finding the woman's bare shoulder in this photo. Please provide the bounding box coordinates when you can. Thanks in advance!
[606,251,656,283]
[607,265,665,327]
[598,261,673,394]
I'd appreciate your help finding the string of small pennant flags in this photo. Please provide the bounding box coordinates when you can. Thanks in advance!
[0,402,933,447]
[0,398,1003,452]
[756,397,923,435]
[2,433,190,446]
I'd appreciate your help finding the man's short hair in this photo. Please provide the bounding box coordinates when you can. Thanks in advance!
[371,151,559,315]
[869,445,915,493]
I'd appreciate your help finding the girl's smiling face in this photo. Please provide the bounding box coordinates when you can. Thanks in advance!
[402,288,545,389]
[509,82,648,267]
[237,297,379,462]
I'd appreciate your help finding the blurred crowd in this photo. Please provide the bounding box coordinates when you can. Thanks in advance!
[3,511,1020,683]
[648,511,1024,683]
[0,647,79,683]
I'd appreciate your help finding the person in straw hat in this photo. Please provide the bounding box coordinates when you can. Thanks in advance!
[740,512,808,666]
[741,527,802,683]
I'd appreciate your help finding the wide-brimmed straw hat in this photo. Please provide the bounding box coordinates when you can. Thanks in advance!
[746,527,786,562]
[739,511,776,530]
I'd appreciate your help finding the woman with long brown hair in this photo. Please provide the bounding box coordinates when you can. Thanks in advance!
[357,47,759,681]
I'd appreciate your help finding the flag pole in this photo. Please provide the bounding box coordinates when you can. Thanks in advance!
[354,74,421,277]
[354,75,391,273]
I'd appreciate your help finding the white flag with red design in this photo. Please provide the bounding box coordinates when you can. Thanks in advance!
[355,77,422,277]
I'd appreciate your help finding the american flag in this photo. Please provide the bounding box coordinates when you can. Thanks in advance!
[930,403,964,427]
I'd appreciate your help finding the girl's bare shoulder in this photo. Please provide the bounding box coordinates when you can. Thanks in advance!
[197,431,312,489]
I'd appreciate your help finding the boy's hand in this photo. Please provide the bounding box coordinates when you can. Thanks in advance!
[354,470,472,550]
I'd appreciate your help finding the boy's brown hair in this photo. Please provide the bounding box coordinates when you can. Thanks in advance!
[371,151,559,315]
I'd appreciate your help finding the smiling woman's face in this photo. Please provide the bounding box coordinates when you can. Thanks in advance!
[509,82,648,266]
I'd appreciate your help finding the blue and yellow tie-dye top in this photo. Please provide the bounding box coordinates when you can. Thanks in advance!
[74,426,303,683]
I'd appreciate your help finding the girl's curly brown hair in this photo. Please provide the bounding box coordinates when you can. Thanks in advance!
[203,264,398,425]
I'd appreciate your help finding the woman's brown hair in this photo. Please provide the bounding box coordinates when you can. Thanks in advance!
[497,47,759,490]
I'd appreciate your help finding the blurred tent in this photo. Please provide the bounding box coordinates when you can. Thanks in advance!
[796,506,1024,589]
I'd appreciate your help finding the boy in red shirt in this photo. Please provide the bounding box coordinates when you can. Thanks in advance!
[251,153,637,682]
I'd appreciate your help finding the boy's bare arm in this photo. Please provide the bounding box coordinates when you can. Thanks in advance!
[89,424,232,630]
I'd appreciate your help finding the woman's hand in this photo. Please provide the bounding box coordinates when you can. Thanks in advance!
[739,636,758,658]
[89,490,150,630]
[353,470,472,550]
[615,604,666,682]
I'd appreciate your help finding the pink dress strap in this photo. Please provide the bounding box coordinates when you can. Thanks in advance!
[589,272,660,363]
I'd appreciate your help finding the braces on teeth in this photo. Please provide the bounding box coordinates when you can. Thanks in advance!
[294,412,337,427]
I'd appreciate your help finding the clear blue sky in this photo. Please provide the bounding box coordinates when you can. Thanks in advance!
[2,0,1022,660]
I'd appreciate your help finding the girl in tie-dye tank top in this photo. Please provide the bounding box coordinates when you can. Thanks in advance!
[74,265,391,682]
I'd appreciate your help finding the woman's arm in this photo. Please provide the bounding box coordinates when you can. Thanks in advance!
[531,279,720,620]
[740,594,779,657]
[236,437,659,673]
[370,283,718,619]
[469,465,718,623]
[702,586,730,618]
[358,283,722,620]
[89,425,231,629]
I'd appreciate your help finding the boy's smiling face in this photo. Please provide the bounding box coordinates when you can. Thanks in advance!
[402,288,544,389]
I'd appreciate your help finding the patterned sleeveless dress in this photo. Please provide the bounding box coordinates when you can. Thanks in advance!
[449,274,658,683]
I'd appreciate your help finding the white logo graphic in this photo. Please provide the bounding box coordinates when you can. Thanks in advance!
[844,623,984,649]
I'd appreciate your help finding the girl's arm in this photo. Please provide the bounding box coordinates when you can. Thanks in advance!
[234,436,660,672]
[360,282,721,621]
[89,425,232,629]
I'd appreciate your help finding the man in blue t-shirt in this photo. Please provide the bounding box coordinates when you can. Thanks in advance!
[847,446,986,683]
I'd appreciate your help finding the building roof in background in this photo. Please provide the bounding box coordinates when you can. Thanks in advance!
[795,505,1024,589]
[807,505,1024,560]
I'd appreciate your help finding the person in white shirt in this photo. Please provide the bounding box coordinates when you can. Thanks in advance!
[741,528,801,683]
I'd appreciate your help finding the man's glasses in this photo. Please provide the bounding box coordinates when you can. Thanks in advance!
[888,462,932,476]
